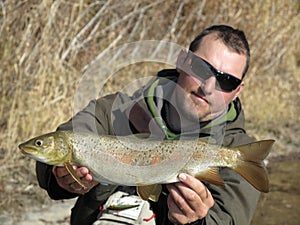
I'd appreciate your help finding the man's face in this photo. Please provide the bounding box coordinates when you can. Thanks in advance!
[174,34,246,122]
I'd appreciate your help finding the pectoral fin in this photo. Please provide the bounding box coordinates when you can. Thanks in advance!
[137,184,162,202]
[195,168,225,187]
[64,161,87,189]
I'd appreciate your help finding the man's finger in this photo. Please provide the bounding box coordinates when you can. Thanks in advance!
[77,167,89,176]
[178,173,210,201]
[54,166,78,178]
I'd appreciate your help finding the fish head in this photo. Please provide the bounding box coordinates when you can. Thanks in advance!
[18,132,71,165]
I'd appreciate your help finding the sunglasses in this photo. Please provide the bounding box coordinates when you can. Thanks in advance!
[186,52,242,92]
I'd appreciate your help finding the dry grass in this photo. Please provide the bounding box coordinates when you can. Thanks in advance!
[0,0,299,217]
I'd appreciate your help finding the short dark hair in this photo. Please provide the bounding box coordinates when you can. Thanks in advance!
[189,25,250,78]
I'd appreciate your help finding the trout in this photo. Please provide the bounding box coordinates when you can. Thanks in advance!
[19,131,274,201]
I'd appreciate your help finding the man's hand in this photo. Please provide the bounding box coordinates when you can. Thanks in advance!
[53,166,98,195]
[166,173,214,225]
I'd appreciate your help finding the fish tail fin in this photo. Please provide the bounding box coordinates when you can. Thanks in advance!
[234,139,275,193]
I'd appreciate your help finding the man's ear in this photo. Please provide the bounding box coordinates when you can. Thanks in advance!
[233,81,245,100]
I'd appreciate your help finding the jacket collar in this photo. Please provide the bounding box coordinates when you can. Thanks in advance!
[116,69,244,143]
[144,69,243,141]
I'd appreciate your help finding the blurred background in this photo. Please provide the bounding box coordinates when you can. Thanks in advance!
[0,0,299,224]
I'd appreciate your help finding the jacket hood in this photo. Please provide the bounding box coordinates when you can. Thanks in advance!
[144,69,247,144]
[111,68,247,145]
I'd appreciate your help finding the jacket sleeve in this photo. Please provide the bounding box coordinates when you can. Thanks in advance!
[152,131,260,225]
[203,168,260,225]
[179,169,260,225]
[36,161,78,199]
[201,130,259,225]
[35,96,117,200]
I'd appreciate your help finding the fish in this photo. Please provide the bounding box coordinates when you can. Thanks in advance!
[18,130,275,201]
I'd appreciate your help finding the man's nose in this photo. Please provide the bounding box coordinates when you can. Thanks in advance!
[201,76,216,94]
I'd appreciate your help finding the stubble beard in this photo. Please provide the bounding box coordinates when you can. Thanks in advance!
[174,89,211,126]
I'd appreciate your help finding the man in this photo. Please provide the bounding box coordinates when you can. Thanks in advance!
[36,25,259,225]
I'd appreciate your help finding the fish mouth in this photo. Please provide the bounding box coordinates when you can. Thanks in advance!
[18,143,63,165]
[19,148,27,155]
[18,144,38,157]
[18,144,28,154]
[19,146,49,163]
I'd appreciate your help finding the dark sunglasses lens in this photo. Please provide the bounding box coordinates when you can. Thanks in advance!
[190,54,241,92]
[190,57,213,80]
[191,55,242,92]
[216,75,241,92]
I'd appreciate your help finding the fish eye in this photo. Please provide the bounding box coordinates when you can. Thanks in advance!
[35,139,43,147]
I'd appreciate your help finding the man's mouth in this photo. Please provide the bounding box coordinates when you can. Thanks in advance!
[191,91,209,104]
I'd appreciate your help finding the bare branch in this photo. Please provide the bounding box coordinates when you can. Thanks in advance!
[60,0,113,61]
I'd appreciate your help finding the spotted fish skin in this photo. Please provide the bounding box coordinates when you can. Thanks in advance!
[19,130,275,200]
